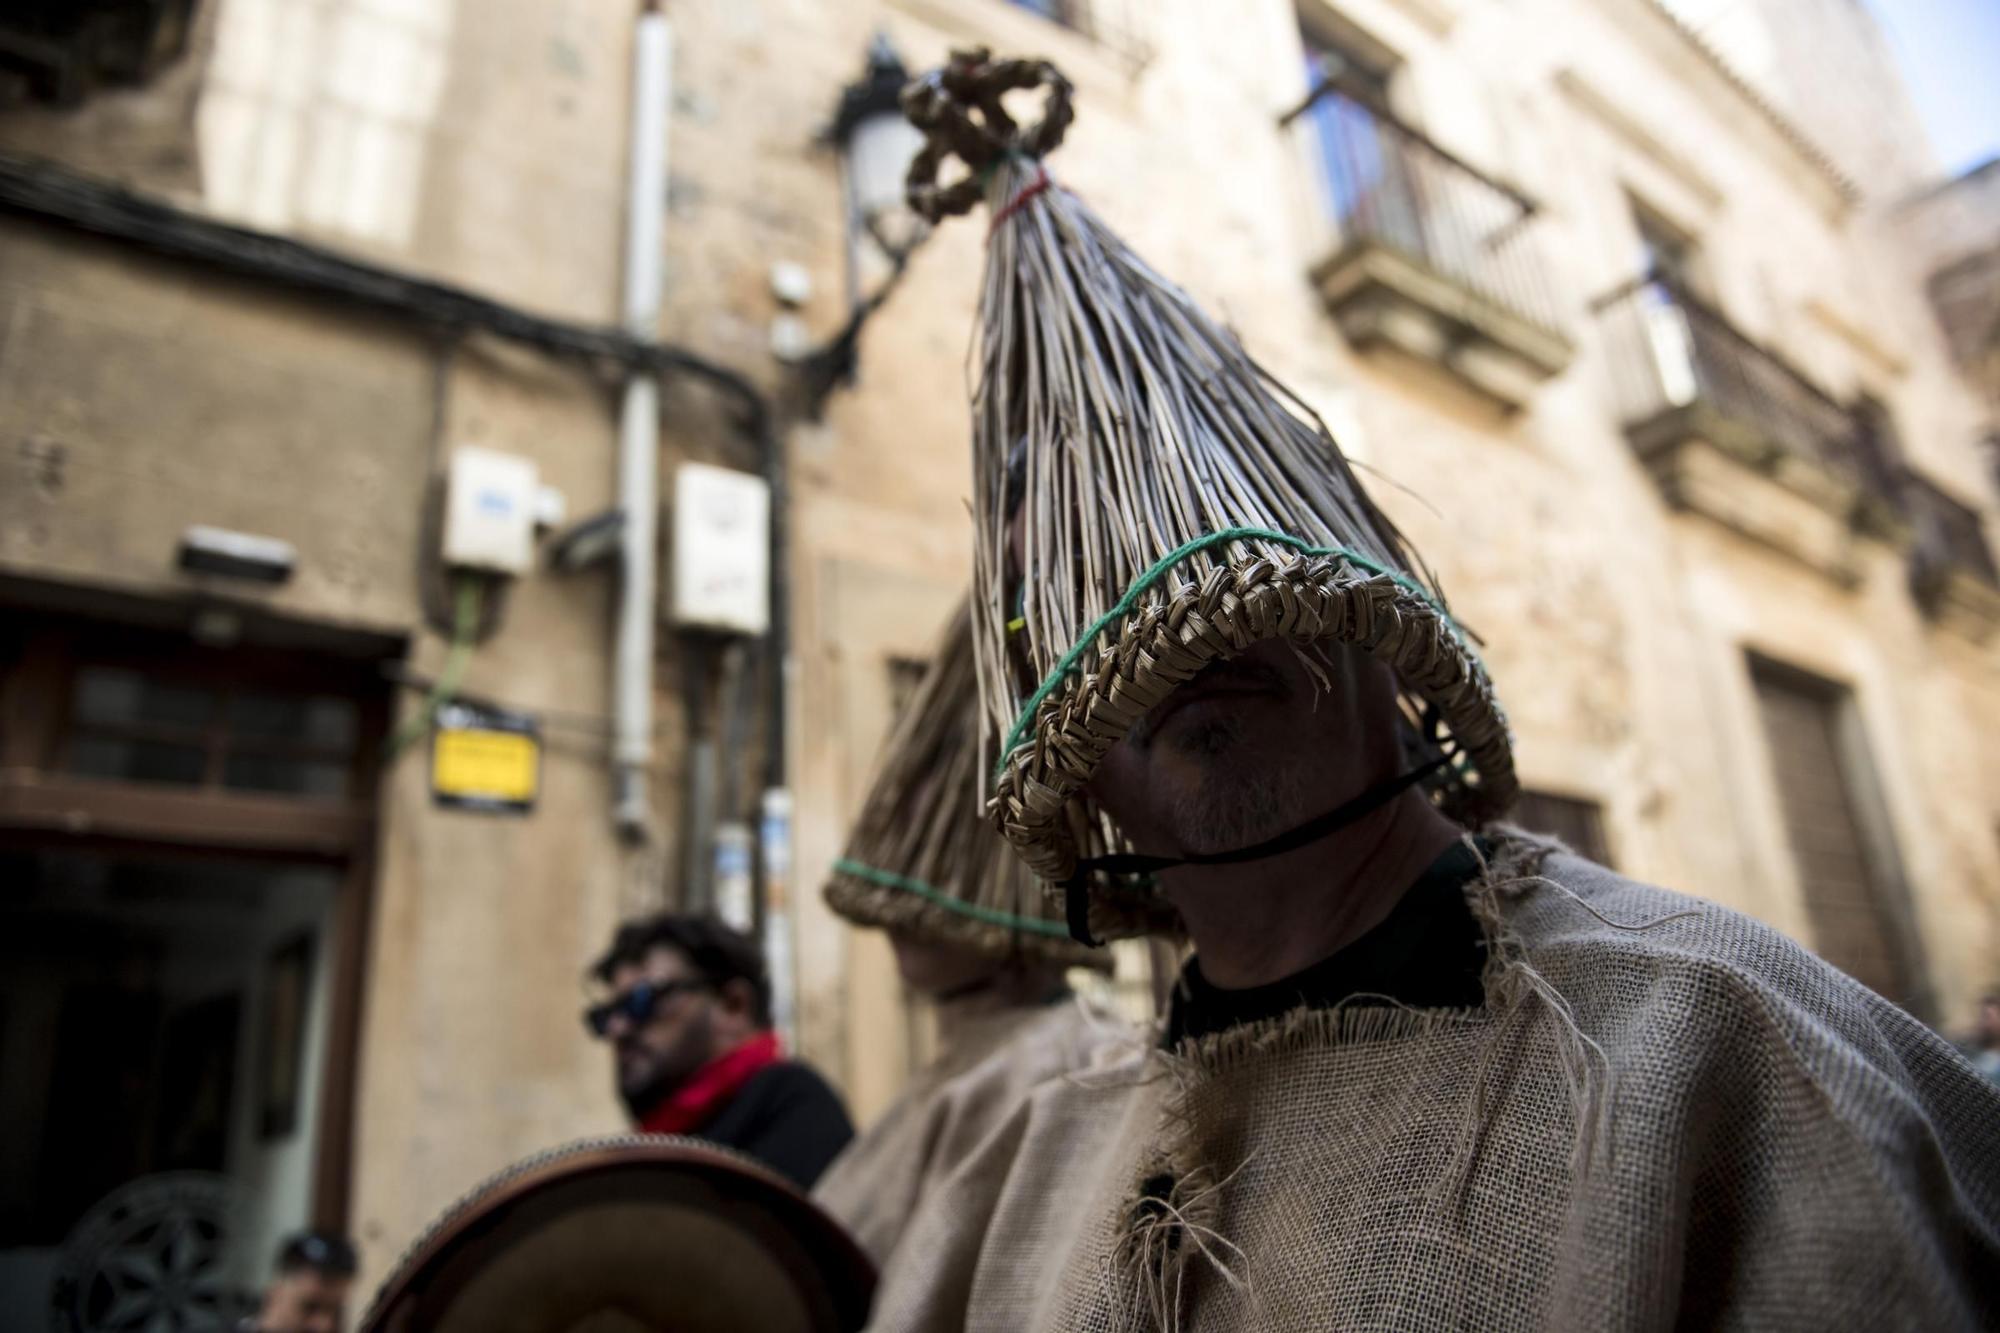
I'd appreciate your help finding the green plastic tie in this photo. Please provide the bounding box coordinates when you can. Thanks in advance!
[386,577,484,761]
[832,858,1073,939]
[995,526,1470,780]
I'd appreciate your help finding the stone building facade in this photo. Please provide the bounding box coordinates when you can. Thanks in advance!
[1899,158,2000,421]
[0,0,1995,1314]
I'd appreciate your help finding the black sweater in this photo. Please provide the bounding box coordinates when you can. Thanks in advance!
[1164,838,1489,1047]
[695,1060,855,1190]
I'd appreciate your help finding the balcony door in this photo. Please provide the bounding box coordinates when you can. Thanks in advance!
[1748,658,1928,1016]
[1630,200,1706,406]
[1299,27,1414,251]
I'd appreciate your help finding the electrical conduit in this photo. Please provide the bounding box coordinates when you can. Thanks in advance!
[613,0,672,838]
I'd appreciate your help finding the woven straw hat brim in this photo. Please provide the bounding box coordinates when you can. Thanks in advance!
[823,866,1107,968]
[993,543,1514,941]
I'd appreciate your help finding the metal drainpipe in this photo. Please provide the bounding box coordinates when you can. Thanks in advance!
[613,0,672,839]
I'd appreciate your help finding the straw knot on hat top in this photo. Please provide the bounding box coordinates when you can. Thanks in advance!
[904,51,1516,940]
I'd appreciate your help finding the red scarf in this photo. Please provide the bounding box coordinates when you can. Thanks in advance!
[639,1031,784,1136]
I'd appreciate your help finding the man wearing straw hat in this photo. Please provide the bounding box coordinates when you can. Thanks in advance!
[812,601,1123,1270]
[863,50,2000,1331]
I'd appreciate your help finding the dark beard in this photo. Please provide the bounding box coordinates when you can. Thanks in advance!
[615,1011,713,1121]
[618,1065,682,1122]
[1168,748,1312,856]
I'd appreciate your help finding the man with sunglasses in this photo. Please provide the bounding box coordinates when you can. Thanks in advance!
[586,913,852,1189]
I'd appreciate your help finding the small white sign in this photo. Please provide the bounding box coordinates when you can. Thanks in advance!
[671,463,770,635]
[443,446,540,574]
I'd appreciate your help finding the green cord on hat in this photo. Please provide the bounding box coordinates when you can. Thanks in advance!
[832,858,1074,939]
[995,525,1472,781]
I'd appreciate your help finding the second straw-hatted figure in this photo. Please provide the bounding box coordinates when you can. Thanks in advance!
[810,599,1127,1270]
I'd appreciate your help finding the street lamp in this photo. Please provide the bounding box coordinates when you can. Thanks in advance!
[796,35,931,413]
[834,35,928,291]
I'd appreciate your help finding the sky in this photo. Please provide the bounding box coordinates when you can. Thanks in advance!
[1866,0,2000,177]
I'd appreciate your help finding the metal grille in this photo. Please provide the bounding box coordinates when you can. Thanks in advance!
[1285,72,1565,337]
[0,0,198,105]
[1595,273,1881,493]
[1907,472,2000,591]
[1751,666,1917,1008]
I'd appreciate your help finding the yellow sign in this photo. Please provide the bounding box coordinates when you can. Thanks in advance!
[431,703,539,812]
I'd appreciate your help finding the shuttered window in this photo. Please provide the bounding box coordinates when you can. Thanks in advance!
[1750,662,1922,1010]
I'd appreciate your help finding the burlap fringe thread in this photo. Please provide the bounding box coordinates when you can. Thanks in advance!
[1103,834,1631,1328]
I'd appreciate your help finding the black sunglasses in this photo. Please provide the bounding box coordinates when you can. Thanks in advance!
[583,978,707,1038]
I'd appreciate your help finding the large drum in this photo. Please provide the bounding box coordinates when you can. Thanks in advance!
[361,1136,875,1333]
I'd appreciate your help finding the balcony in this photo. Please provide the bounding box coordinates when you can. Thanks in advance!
[1596,275,1906,586]
[1907,473,2000,641]
[1286,80,1572,410]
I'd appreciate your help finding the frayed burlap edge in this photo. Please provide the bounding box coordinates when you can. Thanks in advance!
[1107,1148,1254,1333]
[994,549,1516,940]
[1158,831,1595,1134]
[824,868,1107,969]
[1100,833,1625,1319]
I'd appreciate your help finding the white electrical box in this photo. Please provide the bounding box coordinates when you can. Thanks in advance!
[443,446,540,574]
[671,462,770,635]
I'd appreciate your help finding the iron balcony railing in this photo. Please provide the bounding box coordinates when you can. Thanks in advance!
[1284,75,1565,337]
[1907,473,2000,590]
[1594,272,1888,495]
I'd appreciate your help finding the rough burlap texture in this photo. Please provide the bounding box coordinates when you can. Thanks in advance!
[813,994,1121,1268]
[865,837,2000,1330]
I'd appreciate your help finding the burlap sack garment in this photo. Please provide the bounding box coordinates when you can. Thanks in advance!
[814,993,1118,1267]
[864,836,2000,1331]
[818,597,1131,1266]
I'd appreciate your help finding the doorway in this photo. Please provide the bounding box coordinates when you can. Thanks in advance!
[1749,656,1929,1016]
[0,599,388,1332]
[0,849,340,1329]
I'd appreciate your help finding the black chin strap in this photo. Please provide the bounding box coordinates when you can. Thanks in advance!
[1060,756,1451,947]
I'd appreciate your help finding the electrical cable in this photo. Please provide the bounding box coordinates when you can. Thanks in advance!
[381,667,635,737]
[384,577,484,761]
[0,153,769,420]
[1,151,791,796]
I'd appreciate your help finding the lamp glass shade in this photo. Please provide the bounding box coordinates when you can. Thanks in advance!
[846,111,926,250]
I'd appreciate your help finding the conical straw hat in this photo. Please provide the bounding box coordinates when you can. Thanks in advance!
[822,599,1123,964]
[903,50,1516,939]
